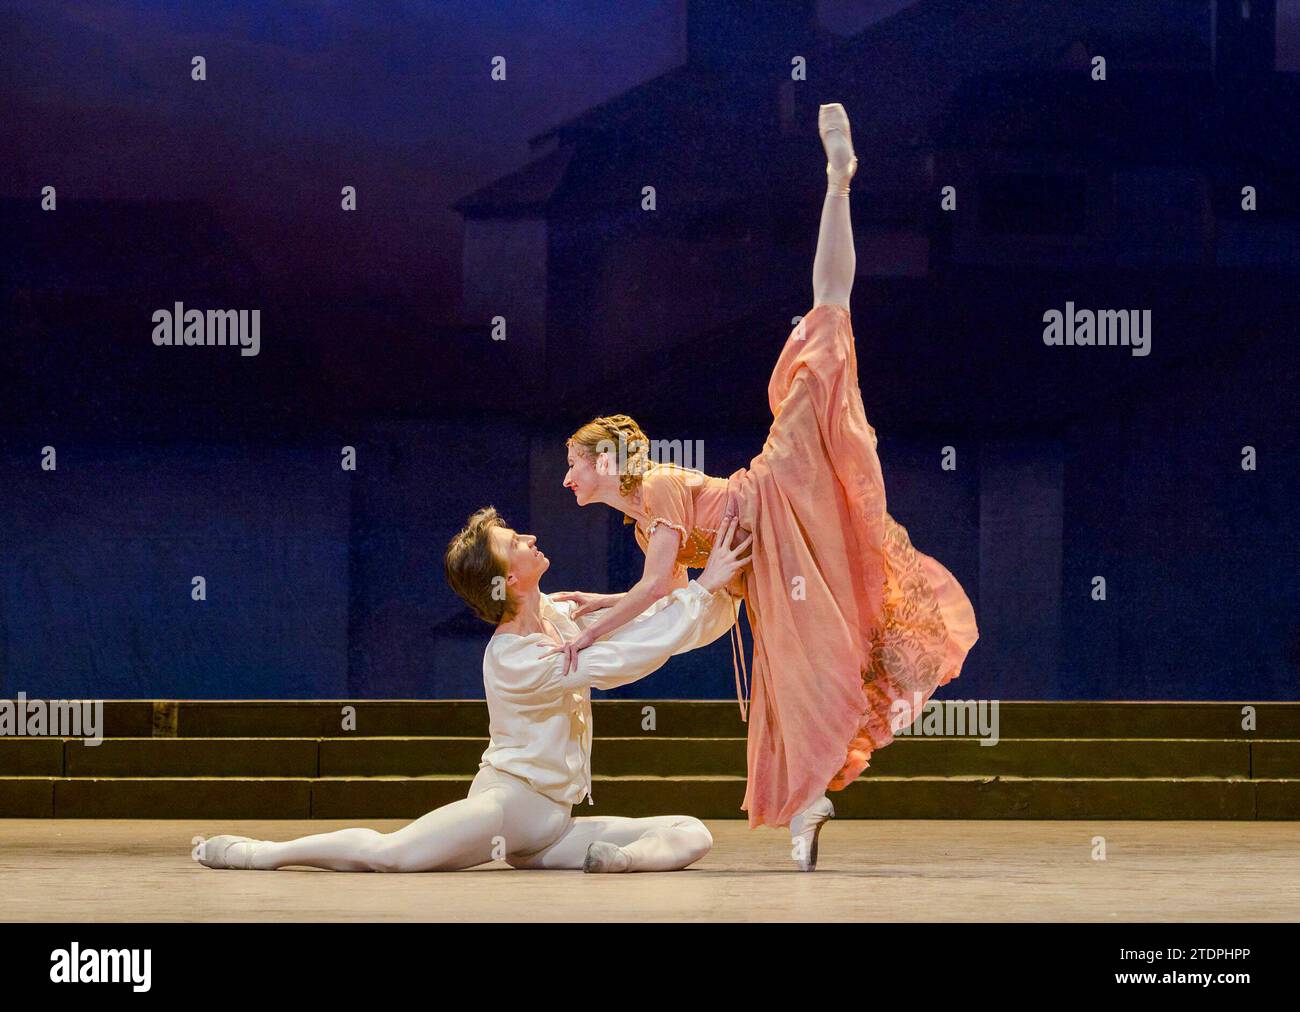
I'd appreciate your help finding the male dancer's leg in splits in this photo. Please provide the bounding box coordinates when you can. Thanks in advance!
[197,511,750,873]
[200,770,711,874]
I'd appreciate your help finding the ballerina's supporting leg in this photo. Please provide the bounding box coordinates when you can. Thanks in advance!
[812,103,858,309]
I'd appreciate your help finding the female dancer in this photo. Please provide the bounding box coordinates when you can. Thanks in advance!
[555,103,979,869]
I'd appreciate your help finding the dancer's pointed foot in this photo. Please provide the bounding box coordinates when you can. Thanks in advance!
[790,795,835,872]
[818,103,858,196]
[583,841,632,874]
[198,834,261,870]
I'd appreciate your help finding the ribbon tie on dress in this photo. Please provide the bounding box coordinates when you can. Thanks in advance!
[722,483,754,723]
[721,486,751,723]
[729,592,750,723]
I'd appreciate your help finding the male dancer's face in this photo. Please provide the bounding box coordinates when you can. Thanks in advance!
[488,525,550,593]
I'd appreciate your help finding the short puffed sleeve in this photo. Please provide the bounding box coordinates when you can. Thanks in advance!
[634,466,694,554]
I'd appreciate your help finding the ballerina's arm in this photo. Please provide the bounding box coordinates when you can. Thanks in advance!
[543,525,681,676]
[553,559,688,628]
[549,589,625,621]
[497,579,736,700]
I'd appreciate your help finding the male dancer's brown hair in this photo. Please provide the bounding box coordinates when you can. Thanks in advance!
[444,506,513,624]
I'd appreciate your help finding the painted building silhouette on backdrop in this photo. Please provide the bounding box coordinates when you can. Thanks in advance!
[1,1,1296,699]
[455,0,1300,699]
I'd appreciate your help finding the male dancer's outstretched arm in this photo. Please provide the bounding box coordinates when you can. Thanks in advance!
[517,535,744,695]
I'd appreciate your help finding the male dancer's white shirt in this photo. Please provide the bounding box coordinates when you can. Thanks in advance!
[481,580,735,806]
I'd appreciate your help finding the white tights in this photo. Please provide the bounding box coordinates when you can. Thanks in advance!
[236,766,712,872]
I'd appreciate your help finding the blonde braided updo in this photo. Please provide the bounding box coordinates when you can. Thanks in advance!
[567,414,651,499]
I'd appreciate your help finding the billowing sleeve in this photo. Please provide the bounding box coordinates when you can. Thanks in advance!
[487,582,735,701]
[486,637,570,710]
[639,468,693,552]
[580,580,735,690]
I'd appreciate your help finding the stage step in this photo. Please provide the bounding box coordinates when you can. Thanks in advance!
[3,735,1295,779]
[1,700,1296,819]
[13,699,1300,739]
[2,773,1296,820]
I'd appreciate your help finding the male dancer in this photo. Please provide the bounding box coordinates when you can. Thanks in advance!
[197,507,750,873]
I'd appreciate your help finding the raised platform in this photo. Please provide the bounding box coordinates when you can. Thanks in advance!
[2,700,1298,819]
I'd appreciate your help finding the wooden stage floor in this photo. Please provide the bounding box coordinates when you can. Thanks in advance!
[1,819,1297,922]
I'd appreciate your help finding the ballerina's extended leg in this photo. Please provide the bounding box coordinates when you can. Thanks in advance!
[783,103,856,868]
[812,102,858,309]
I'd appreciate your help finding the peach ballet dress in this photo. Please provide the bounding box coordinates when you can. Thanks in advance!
[629,303,979,829]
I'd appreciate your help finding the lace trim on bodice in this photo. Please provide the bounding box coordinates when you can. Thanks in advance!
[643,516,688,546]
[639,517,721,570]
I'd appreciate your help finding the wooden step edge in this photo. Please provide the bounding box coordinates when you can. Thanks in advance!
[64,699,1300,707]
[8,735,1298,744]
[8,774,1299,784]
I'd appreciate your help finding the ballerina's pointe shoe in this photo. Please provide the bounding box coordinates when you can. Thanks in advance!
[789,795,835,872]
[583,841,632,874]
[818,102,858,196]
[198,834,260,870]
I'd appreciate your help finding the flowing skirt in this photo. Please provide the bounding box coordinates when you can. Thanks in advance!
[726,303,978,828]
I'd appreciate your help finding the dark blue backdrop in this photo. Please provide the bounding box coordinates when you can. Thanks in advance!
[2,0,1297,700]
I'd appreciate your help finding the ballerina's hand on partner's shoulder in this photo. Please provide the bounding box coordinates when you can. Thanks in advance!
[550,590,618,619]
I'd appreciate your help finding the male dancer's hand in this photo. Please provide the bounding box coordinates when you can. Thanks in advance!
[698,518,753,594]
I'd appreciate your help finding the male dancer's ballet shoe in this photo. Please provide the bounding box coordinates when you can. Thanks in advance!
[583,841,631,874]
[198,834,260,870]
[789,795,835,872]
[818,102,858,196]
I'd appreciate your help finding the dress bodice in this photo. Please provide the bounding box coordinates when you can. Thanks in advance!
[628,462,733,571]
[627,461,752,722]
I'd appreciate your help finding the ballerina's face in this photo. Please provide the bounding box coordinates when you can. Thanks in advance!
[562,444,611,506]
[488,525,549,590]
